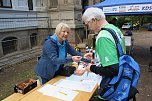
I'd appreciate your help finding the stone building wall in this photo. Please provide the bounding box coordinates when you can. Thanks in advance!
[0,0,101,57]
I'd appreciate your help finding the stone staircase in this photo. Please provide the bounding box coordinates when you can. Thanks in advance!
[0,46,42,69]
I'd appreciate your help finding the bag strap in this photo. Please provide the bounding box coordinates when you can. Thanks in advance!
[101,28,124,57]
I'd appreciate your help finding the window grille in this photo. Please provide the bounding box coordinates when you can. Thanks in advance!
[30,33,37,47]
[2,37,17,55]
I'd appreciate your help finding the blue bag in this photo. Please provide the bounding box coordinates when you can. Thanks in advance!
[99,28,140,101]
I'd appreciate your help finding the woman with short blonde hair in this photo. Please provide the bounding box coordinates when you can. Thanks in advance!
[35,22,83,85]
[55,22,71,35]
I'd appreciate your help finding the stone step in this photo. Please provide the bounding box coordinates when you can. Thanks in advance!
[0,47,42,68]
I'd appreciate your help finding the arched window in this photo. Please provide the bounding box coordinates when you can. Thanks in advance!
[2,37,17,55]
[30,33,37,47]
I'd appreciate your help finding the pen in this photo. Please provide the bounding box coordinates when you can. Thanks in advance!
[59,91,67,96]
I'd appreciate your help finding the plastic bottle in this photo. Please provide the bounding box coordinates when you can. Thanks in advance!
[85,46,89,53]
[90,46,93,53]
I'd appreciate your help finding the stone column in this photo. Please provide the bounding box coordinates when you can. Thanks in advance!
[48,0,85,44]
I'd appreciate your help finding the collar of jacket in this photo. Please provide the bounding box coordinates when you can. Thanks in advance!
[46,34,68,45]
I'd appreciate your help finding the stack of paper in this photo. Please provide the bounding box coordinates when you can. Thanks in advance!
[37,84,79,101]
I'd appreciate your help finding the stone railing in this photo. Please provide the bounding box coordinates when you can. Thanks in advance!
[0,17,49,30]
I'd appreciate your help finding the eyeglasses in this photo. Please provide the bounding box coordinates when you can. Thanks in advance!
[85,20,92,27]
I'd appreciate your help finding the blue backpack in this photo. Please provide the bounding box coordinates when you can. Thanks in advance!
[99,28,140,101]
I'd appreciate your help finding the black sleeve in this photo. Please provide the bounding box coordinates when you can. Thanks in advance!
[90,63,119,77]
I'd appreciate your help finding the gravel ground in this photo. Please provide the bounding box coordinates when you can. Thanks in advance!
[131,30,152,101]
[0,59,38,100]
[0,29,152,101]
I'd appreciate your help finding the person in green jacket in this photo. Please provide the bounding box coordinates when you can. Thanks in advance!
[82,7,126,100]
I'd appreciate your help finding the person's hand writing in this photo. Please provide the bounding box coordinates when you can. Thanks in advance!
[72,56,82,63]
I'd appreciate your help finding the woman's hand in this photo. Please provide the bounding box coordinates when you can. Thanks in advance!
[72,56,82,63]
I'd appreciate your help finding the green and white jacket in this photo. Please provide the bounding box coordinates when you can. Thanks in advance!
[95,24,126,67]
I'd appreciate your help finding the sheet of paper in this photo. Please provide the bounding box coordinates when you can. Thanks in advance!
[54,79,97,92]
[37,84,79,101]
[66,71,102,85]
[77,63,85,70]
[124,36,132,46]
